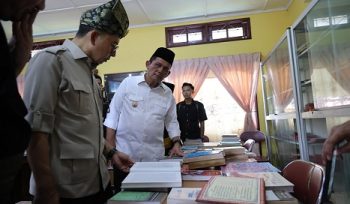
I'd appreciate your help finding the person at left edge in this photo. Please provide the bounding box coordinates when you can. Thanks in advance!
[23,1,134,204]
[0,1,45,204]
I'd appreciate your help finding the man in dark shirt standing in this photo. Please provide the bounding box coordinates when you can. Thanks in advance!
[177,82,208,145]
[0,1,45,203]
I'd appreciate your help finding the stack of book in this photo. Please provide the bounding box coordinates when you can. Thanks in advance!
[121,161,182,190]
[183,150,226,170]
[215,146,249,162]
[219,134,242,147]
[182,169,222,181]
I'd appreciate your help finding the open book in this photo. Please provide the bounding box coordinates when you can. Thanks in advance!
[121,162,182,189]
[196,176,265,204]
[233,172,294,192]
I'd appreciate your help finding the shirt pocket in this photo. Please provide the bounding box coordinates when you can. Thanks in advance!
[55,143,96,185]
[63,81,93,114]
[125,95,144,111]
[151,101,168,118]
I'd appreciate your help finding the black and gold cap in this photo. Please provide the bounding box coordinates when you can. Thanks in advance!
[80,0,129,38]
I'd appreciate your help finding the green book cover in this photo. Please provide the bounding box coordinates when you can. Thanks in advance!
[110,191,156,201]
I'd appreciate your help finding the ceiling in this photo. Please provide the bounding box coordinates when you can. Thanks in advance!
[3,0,292,38]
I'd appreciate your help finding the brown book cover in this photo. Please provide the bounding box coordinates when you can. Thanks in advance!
[224,154,249,162]
[196,176,266,204]
[187,158,226,170]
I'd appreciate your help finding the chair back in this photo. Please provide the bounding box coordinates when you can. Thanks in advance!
[239,131,266,158]
[282,160,325,204]
[243,139,255,152]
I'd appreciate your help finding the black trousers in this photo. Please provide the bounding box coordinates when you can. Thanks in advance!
[0,154,23,204]
[113,167,129,194]
[60,183,113,204]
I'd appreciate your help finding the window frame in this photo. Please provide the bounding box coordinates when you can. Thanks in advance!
[165,18,251,48]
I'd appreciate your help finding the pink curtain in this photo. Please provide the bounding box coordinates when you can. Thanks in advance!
[266,48,293,113]
[167,58,210,102]
[206,53,260,131]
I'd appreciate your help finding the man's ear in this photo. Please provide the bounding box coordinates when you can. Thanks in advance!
[90,30,99,46]
[165,70,171,77]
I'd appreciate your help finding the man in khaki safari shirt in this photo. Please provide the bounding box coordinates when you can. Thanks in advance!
[23,1,134,204]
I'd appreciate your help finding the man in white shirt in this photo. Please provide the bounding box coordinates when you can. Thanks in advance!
[104,47,184,192]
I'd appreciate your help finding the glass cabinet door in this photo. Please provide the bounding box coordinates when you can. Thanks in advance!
[291,0,350,202]
[293,0,350,110]
[261,34,299,169]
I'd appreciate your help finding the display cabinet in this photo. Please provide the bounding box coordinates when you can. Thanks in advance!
[261,33,301,168]
[262,0,350,202]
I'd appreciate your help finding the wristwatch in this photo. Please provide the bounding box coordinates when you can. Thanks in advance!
[106,147,118,160]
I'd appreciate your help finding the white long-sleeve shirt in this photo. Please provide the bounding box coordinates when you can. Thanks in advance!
[104,75,180,161]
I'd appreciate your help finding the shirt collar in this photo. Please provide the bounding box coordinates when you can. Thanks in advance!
[135,75,167,91]
[63,39,97,69]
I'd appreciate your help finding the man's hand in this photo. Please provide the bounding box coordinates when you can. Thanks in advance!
[322,121,350,164]
[112,151,134,173]
[169,142,184,157]
[10,10,39,75]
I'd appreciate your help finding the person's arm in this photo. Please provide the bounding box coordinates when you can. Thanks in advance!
[322,120,350,164]
[169,136,184,157]
[198,102,207,140]
[23,49,61,204]
[27,132,59,204]
[199,121,205,138]
[104,127,134,172]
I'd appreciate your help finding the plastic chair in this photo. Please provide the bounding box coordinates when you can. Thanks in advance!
[243,139,255,152]
[239,130,268,160]
[282,160,325,204]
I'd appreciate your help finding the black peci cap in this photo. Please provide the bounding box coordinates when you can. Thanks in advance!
[151,47,175,65]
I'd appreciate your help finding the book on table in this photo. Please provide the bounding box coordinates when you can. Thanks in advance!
[221,162,280,176]
[213,146,246,155]
[196,175,266,204]
[232,172,294,192]
[265,190,298,204]
[183,150,225,163]
[121,161,182,189]
[186,158,226,170]
[224,154,249,162]
[167,188,204,204]
[107,191,167,204]
[182,169,222,181]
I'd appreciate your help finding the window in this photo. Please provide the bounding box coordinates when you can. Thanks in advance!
[166,18,251,48]
[313,15,348,28]
[195,77,246,142]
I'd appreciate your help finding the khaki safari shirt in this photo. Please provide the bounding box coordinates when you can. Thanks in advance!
[24,40,109,198]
